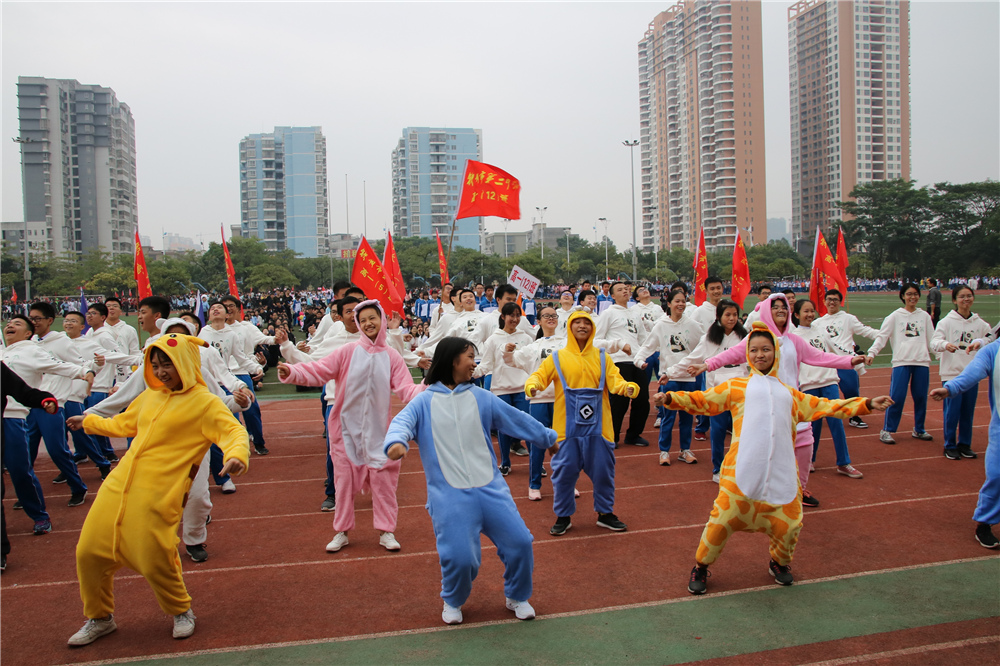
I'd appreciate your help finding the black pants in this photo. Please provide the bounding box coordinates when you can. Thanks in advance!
[610,362,650,443]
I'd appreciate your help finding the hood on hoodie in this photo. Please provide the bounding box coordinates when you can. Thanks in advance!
[755,293,792,337]
[746,322,781,378]
[157,317,197,336]
[565,310,598,356]
[354,299,388,351]
[143,333,209,393]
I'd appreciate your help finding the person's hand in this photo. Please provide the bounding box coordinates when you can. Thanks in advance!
[525,384,538,399]
[547,441,560,456]
[388,312,402,330]
[94,353,106,367]
[622,344,632,356]
[43,400,58,415]
[255,351,268,365]
[653,392,668,407]
[868,395,894,411]
[233,388,252,408]
[417,358,432,370]
[945,343,958,353]
[220,458,246,476]
[274,328,288,345]
[416,350,426,358]
[308,324,316,335]
[505,343,517,353]
[658,374,670,386]
[66,415,86,431]
[386,443,407,460]
[251,372,264,383]
[296,340,309,351]
[635,360,646,370]
[403,334,413,342]
[625,384,638,399]
[967,341,983,353]
[84,372,96,392]
[686,363,708,377]
[930,387,950,402]
[108,386,118,396]
[864,355,874,366]
[277,362,292,381]
[851,355,867,367]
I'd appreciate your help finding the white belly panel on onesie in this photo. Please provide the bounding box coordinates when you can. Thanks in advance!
[341,347,392,469]
[431,390,495,489]
[735,374,798,505]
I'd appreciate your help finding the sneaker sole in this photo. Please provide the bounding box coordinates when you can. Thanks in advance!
[326,542,348,552]
[769,570,794,586]
[596,522,627,532]
[679,456,697,464]
[550,524,572,537]
[837,469,864,479]
[975,535,1000,549]
[687,585,706,595]
[321,506,336,512]
[68,623,117,647]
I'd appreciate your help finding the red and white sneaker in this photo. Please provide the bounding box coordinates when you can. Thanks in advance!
[837,464,863,479]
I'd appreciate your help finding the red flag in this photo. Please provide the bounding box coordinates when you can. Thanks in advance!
[221,226,239,299]
[456,160,521,220]
[809,228,847,317]
[10,289,17,304]
[382,231,406,314]
[435,230,450,284]
[836,227,850,307]
[134,230,152,299]
[731,233,751,309]
[692,227,708,306]
[351,237,399,315]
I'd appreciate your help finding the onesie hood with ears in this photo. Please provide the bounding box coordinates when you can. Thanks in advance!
[565,310,598,357]
[354,299,389,352]
[755,293,792,337]
[143,333,208,393]
[746,322,781,378]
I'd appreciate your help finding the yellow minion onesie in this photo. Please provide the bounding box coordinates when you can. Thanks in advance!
[76,333,250,621]
[661,324,870,592]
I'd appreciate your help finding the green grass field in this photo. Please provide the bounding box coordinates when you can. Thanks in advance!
[25,290,1000,400]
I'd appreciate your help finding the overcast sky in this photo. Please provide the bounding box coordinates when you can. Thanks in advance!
[3,1,998,252]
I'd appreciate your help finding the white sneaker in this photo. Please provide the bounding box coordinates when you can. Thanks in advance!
[879,430,896,445]
[574,487,581,498]
[442,602,463,625]
[678,449,698,464]
[221,479,237,494]
[68,615,117,646]
[172,609,196,639]
[809,462,815,473]
[379,532,401,551]
[326,532,349,552]
[505,597,536,620]
[659,452,671,466]
[653,417,662,428]
[712,473,720,483]
[528,488,542,501]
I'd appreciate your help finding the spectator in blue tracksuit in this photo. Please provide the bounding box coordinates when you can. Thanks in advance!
[931,339,1000,550]
[384,337,557,626]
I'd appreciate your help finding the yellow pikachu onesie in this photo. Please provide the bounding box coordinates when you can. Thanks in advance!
[663,325,869,568]
[76,333,250,619]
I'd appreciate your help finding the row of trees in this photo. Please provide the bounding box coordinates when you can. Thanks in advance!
[2,179,995,298]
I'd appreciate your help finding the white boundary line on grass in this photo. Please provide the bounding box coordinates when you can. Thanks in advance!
[66,554,1000,666]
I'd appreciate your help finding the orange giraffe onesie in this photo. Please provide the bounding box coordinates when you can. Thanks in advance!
[663,325,870,567]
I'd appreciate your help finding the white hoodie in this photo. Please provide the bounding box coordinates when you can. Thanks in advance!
[815,309,879,356]
[633,314,704,383]
[867,308,934,367]
[667,329,748,388]
[474,328,533,394]
[0,340,88,419]
[931,310,995,380]
[593,303,647,363]
[792,324,840,392]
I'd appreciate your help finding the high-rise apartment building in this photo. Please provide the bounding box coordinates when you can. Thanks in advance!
[638,1,766,253]
[239,127,329,257]
[788,0,910,250]
[391,128,483,251]
[16,77,137,258]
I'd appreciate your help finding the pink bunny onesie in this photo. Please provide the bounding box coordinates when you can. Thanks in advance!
[281,301,426,533]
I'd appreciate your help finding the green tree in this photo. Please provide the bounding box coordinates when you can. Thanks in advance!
[245,264,300,290]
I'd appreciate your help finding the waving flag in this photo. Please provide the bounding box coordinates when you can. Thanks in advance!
[731,233,751,309]
[836,227,850,307]
[133,230,152,298]
[221,226,239,299]
[193,290,205,326]
[692,227,708,306]
[435,230,450,285]
[809,228,848,317]
[456,160,521,220]
[382,231,406,314]
[351,237,400,315]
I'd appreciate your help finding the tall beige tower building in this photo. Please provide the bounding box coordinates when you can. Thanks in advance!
[638,1,767,253]
[788,0,910,251]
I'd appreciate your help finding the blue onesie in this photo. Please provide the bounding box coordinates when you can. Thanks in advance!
[384,382,556,607]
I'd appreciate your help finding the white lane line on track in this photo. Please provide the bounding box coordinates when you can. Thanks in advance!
[796,635,1000,665]
[64,555,1000,666]
[4,493,986,590]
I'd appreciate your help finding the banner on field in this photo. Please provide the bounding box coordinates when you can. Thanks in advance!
[508,265,540,299]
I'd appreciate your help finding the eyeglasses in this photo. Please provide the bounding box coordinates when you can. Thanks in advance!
[540,314,559,320]
[28,316,50,323]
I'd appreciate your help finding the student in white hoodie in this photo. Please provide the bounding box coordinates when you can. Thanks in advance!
[475,303,534,475]
[815,289,880,429]
[866,283,935,444]
[689,277,725,441]
[61,312,112,474]
[634,288,704,466]
[792,299,864,480]
[931,285,995,460]
[666,299,748,481]
[594,281,650,446]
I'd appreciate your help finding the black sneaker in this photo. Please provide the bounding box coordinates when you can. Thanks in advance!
[550,516,572,536]
[975,523,999,549]
[498,465,511,476]
[624,436,650,447]
[99,466,111,480]
[688,565,709,595]
[541,467,548,478]
[1,554,6,573]
[254,444,270,456]
[12,501,22,510]
[801,490,819,508]
[206,514,212,525]
[52,473,67,484]
[68,492,87,507]
[769,559,794,585]
[73,452,87,463]
[511,443,529,457]
[320,496,336,512]
[185,544,209,562]
[596,513,627,531]
[848,416,868,429]
[107,455,119,464]
[958,445,978,459]
[944,448,961,461]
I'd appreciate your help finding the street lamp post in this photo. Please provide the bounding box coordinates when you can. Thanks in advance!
[599,217,609,281]
[565,229,570,267]
[501,218,511,259]
[13,136,35,300]
[623,140,639,281]
[535,206,547,260]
